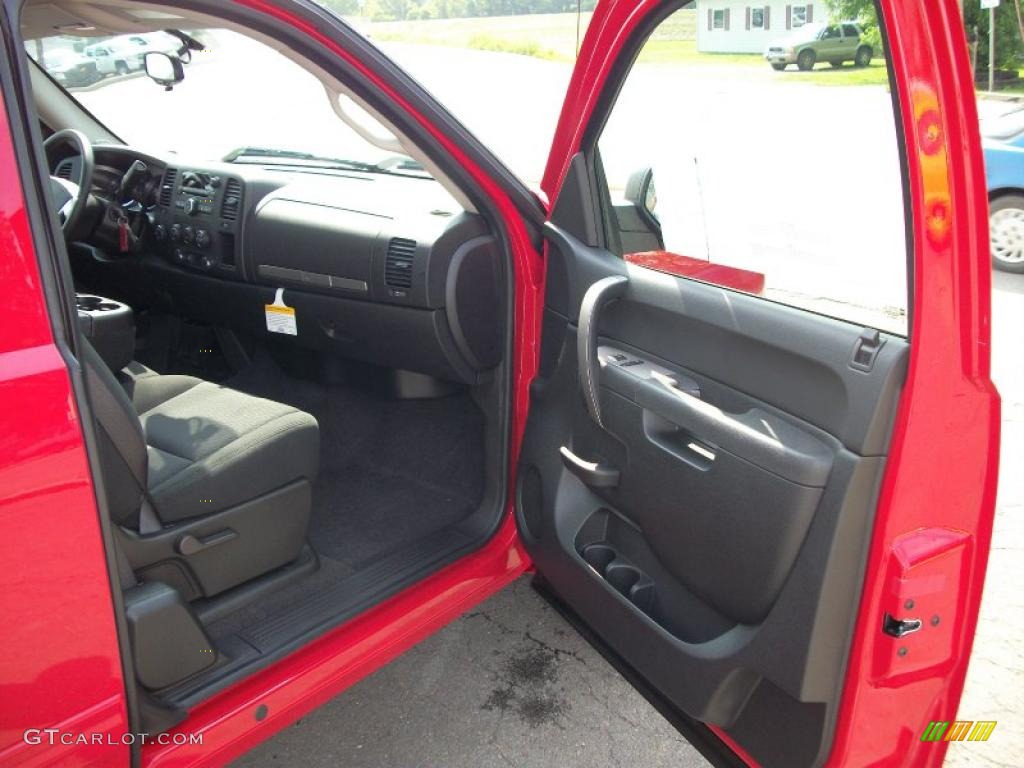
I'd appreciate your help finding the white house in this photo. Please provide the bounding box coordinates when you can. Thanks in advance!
[696,1,820,54]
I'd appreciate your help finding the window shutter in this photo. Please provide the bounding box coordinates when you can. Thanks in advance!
[764,5,771,29]
[708,8,713,31]
[806,4,813,22]
[786,5,792,29]
[725,8,731,30]
[746,7,751,30]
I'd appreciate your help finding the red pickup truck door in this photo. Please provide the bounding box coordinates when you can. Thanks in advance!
[518,0,999,766]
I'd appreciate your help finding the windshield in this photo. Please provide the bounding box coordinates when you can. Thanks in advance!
[25,28,424,175]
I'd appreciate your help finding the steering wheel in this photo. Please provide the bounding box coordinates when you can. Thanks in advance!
[43,128,94,237]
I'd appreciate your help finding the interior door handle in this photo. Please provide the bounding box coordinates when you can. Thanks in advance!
[560,446,620,488]
[578,275,629,427]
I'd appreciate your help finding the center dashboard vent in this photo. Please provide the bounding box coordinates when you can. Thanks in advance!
[384,238,417,288]
[221,178,242,221]
[55,160,73,180]
[159,168,177,206]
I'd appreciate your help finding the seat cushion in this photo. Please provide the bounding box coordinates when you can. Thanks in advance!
[131,375,320,524]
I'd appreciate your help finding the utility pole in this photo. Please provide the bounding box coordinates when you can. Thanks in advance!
[991,3,997,91]
[983,0,1002,92]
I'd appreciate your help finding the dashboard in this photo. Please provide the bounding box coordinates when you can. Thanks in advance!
[61,145,505,383]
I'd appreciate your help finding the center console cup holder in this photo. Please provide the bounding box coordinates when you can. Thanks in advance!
[75,293,135,372]
[76,295,122,312]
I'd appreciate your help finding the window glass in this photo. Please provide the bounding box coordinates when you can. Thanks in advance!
[25,30,418,176]
[311,3,598,186]
[843,24,861,38]
[596,8,907,335]
[751,8,765,29]
[823,25,841,39]
[713,9,726,30]
[793,6,808,26]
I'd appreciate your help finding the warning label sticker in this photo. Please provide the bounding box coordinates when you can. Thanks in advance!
[265,289,297,336]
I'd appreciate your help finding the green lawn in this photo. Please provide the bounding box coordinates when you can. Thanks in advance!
[364,11,890,87]
[781,61,891,86]
[367,11,593,61]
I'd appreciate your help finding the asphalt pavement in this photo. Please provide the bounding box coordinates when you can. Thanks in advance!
[233,578,709,768]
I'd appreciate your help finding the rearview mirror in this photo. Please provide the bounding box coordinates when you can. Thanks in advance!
[144,52,184,89]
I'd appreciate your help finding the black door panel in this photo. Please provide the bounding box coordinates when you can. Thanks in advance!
[518,225,907,765]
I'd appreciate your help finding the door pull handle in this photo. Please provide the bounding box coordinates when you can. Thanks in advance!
[560,446,620,488]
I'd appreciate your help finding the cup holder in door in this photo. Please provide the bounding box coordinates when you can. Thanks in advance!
[578,541,660,625]
[581,544,617,575]
[605,562,642,597]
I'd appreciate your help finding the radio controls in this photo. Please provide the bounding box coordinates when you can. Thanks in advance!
[198,254,218,271]
[173,249,187,265]
[183,197,198,216]
[195,228,211,249]
[169,223,182,242]
[183,225,195,245]
[154,224,167,242]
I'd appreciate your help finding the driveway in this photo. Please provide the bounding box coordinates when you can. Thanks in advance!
[233,578,709,768]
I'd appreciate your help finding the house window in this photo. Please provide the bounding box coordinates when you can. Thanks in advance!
[713,9,726,29]
[751,8,765,29]
[792,5,809,27]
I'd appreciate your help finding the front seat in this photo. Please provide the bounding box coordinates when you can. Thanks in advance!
[81,339,319,600]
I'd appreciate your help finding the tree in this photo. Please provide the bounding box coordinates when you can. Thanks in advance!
[824,0,881,53]
[963,1,1023,71]
[828,0,1023,72]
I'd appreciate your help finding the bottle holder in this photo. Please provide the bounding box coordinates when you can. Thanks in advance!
[580,543,660,623]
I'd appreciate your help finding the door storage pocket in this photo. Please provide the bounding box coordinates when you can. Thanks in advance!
[575,508,735,644]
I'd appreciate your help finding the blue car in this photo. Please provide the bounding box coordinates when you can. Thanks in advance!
[983,108,1024,272]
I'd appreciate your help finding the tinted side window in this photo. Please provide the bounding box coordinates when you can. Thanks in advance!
[843,24,861,38]
[596,8,908,334]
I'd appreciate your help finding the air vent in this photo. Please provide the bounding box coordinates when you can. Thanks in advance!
[159,167,177,206]
[384,238,416,289]
[55,160,73,180]
[221,178,242,221]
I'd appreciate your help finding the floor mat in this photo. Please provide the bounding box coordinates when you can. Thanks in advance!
[224,354,485,571]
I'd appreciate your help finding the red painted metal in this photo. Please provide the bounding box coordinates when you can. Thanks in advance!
[624,251,766,295]
[870,528,970,684]
[541,0,998,766]
[824,2,999,763]
[0,92,130,766]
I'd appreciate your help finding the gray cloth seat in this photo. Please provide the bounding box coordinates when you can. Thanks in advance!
[131,374,319,524]
[82,339,319,599]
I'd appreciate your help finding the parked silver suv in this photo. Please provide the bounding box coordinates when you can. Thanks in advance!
[765,22,874,71]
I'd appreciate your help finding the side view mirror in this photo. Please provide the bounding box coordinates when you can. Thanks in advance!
[144,52,184,89]
[625,167,659,226]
